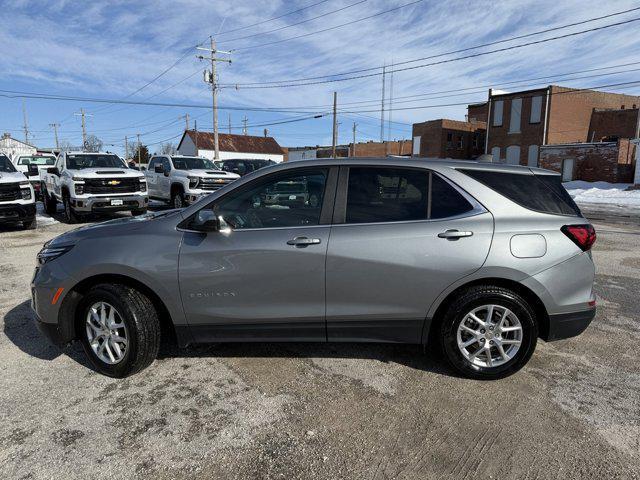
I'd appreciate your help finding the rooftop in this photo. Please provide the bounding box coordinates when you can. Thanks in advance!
[180,130,284,155]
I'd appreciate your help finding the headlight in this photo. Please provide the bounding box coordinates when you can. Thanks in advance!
[73,178,85,195]
[37,244,74,265]
[139,179,147,192]
[20,185,32,200]
[188,176,200,189]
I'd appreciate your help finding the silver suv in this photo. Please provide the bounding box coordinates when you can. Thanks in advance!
[31,158,596,380]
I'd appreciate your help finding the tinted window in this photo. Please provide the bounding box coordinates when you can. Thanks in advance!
[161,158,171,171]
[0,155,16,173]
[148,157,159,169]
[346,168,428,223]
[430,174,475,219]
[213,169,327,229]
[172,157,219,170]
[459,169,580,216]
[17,155,55,165]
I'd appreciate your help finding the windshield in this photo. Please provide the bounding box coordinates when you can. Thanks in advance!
[17,155,56,166]
[0,156,17,173]
[172,157,219,170]
[66,154,127,169]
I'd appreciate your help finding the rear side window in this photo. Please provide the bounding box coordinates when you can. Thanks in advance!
[345,167,477,224]
[346,168,428,223]
[459,169,580,216]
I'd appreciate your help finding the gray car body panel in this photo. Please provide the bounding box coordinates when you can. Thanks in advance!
[31,157,596,347]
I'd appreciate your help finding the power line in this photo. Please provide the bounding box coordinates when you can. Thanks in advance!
[223,0,367,43]
[222,12,640,87]
[228,0,424,51]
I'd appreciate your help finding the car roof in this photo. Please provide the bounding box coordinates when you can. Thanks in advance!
[278,157,559,176]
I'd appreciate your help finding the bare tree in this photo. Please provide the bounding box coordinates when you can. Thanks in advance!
[160,142,177,155]
[84,134,103,153]
[58,140,75,152]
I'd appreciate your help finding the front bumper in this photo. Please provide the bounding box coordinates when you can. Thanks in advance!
[34,313,67,346]
[71,194,149,212]
[0,203,36,224]
[543,308,596,341]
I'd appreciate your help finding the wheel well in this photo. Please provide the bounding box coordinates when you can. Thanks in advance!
[62,273,177,344]
[425,278,550,345]
[171,183,184,195]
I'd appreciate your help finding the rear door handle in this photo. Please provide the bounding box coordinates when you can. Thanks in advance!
[287,236,321,247]
[438,229,473,239]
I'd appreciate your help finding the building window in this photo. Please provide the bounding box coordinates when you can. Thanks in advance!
[509,98,522,133]
[446,132,453,148]
[530,96,542,123]
[506,145,521,165]
[493,100,503,126]
[412,136,421,156]
[457,136,463,148]
[527,145,539,167]
[491,146,501,162]
[473,133,479,149]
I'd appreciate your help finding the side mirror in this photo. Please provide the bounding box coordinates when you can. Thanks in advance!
[190,209,220,232]
[27,164,39,176]
[47,167,60,176]
[232,167,240,174]
[154,165,164,174]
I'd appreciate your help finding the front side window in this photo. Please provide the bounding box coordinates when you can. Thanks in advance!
[0,155,16,173]
[212,169,327,230]
[66,154,126,169]
[161,158,172,172]
[346,168,428,224]
[148,157,159,170]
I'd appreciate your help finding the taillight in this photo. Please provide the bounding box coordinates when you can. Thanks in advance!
[561,224,596,251]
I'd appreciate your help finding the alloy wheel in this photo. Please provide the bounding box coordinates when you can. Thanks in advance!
[456,304,523,369]
[85,302,129,365]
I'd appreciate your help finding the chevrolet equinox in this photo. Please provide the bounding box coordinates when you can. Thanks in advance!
[32,158,596,379]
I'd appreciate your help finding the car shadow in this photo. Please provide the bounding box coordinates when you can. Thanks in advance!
[3,300,458,378]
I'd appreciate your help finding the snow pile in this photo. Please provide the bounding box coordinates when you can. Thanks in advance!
[564,181,640,207]
[35,203,58,226]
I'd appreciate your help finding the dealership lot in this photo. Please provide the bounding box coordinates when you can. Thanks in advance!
[0,214,638,479]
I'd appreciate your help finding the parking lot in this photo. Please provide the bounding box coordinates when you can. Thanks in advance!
[0,212,638,480]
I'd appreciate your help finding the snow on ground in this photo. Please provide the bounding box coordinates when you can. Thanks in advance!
[35,203,59,226]
[564,181,640,208]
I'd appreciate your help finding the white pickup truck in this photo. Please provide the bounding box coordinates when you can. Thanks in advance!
[145,155,240,208]
[40,151,148,223]
[13,153,56,199]
[0,154,36,229]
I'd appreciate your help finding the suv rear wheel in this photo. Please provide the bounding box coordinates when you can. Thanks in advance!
[439,285,537,380]
[77,284,160,377]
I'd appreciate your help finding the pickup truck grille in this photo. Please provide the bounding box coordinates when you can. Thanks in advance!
[199,177,235,191]
[0,184,20,202]
[83,178,141,194]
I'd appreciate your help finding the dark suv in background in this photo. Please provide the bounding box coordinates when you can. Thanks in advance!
[218,159,276,176]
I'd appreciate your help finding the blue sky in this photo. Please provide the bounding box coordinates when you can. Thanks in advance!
[1,0,640,156]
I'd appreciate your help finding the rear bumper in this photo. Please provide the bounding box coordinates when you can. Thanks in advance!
[543,308,596,341]
[0,203,36,223]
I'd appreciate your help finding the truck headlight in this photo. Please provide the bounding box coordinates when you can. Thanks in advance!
[188,176,200,189]
[37,244,74,265]
[139,179,147,192]
[74,183,84,195]
[20,183,32,200]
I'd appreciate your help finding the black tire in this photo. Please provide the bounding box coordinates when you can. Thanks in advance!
[438,285,538,380]
[22,217,37,230]
[62,193,80,224]
[42,184,57,215]
[131,208,148,216]
[77,284,160,378]
[171,188,185,209]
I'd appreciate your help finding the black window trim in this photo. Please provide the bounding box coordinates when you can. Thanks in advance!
[178,165,339,232]
[332,165,486,227]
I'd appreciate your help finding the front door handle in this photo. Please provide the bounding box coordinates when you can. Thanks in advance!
[438,229,473,240]
[287,236,321,247]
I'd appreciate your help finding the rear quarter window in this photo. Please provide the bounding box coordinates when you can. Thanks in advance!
[459,169,581,216]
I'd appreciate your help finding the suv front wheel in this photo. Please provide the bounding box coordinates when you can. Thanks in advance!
[439,285,538,380]
[77,284,160,377]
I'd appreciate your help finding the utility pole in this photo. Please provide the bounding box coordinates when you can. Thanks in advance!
[137,133,141,165]
[228,113,232,134]
[242,116,248,135]
[124,136,129,161]
[380,65,386,142]
[387,61,394,151]
[182,113,190,130]
[264,128,268,138]
[331,91,338,158]
[74,108,92,151]
[194,120,199,153]
[352,122,357,157]
[197,36,232,160]
[22,100,30,144]
[49,123,60,150]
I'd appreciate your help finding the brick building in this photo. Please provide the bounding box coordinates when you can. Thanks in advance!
[467,102,489,123]
[588,108,640,141]
[484,85,640,167]
[349,140,412,157]
[412,119,486,159]
[539,139,635,183]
